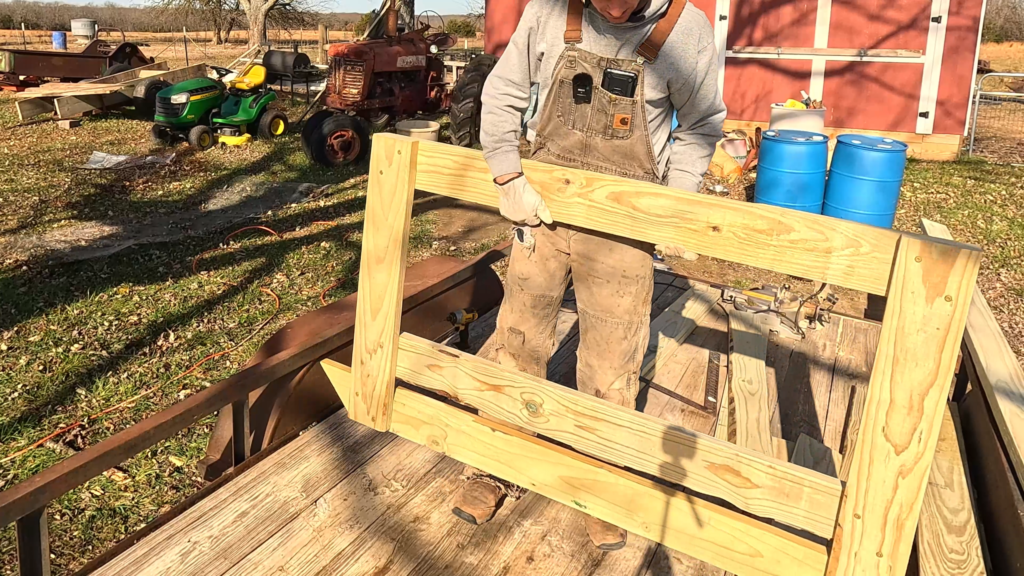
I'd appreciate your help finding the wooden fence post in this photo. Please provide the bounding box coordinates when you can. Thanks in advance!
[347,134,419,431]
[317,24,328,65]
[826,235,980,575]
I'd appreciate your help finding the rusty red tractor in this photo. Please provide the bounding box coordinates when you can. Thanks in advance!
[302,19,457,166]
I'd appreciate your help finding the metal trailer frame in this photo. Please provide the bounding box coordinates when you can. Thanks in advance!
[322,133,981,576]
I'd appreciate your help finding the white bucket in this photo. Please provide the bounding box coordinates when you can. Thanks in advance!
[395,120,440,142]
[769,105,827,133]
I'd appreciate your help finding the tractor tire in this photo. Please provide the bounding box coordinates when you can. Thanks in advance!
[150,124,174,146]
[188,125,215,151]
[449,54,497,148]
[305,114,370,167]
[301,110,335,161]
[134,78,171,119]
[104,63,134,77]
[257,110,289,139]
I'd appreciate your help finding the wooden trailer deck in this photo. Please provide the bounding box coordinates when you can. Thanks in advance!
[91,272,882,576]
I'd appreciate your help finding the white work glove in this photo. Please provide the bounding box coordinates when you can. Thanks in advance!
[655,244,700,261]
[495,174,553,227]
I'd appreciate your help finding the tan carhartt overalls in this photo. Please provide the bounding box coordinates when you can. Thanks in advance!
[488,0,687,410]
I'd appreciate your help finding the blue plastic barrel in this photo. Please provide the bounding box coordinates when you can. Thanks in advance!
[52,31,67,50]
[823,135,908,228]
[754,129,829,213]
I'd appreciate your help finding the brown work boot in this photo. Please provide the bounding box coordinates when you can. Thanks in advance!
[452,478,504,525]
[584,515,627,551]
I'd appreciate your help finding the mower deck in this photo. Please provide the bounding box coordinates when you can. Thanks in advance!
[90,271,881,576]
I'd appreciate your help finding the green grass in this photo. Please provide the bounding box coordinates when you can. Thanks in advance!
[0,92,457,574]
[897,158,1024,355]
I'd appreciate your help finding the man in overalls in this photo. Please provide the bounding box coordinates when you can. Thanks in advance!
[451,0,726,551]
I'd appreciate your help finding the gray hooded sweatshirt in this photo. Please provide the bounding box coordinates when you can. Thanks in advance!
[480,0,727,192]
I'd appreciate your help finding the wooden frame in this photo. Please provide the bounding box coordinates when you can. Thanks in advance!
[323,133,981,575]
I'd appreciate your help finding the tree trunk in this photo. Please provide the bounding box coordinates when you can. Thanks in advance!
[248,9,267,47]
[239,0,273,47]
[397,0,414,32]
[223,19,235,45]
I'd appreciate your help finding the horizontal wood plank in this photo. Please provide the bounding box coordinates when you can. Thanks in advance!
[408,136,900,295]
[384,385,828,576]
[350,335,843,537]
[730,46,922,57]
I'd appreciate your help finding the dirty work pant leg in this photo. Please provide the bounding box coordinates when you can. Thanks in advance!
[489,225,653,407]
[464,225,652,482]
[568,230,653,410]
[488,224,572,378]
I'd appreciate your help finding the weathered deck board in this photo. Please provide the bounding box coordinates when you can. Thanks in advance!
[778,318,841,443]
[93,411,393,576]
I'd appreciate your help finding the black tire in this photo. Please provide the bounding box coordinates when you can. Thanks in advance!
[103,63,133,77]
[134,79,171,118]
[257,110,289,139]
[150,124,174,146]
[305,114,370,167]
[187,125,215,151]
[449,54,497,148]
[301,110,335,160]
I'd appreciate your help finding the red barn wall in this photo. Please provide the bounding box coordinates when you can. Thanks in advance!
[719,0,984,138]
[934,0,985,134]
[822,62,923,132]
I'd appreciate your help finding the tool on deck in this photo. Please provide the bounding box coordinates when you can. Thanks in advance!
[446,308,480,351]
[715,283,837,339]
[638,351,722,415]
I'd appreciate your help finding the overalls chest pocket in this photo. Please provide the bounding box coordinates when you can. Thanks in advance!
[555,77,587,131]
[554,76,638,139]
[592,85,637,140]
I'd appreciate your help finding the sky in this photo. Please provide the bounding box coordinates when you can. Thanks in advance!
[26,0,476,14]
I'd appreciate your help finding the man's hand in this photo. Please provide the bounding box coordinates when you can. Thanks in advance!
[494,173,553,226]
[655,244,700,261]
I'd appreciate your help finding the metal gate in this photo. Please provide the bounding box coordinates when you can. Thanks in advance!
[968,72,1024,164]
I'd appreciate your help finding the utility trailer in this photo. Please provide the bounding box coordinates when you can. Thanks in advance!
[2,136,1018,575]
[0,35,153,91]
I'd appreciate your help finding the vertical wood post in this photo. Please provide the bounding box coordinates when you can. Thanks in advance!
[318,24,327,65]
[16,508,51,576]
[348,134,419,431]
[827,235,980,575]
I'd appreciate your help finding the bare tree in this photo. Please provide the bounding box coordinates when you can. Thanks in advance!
[153,0,241,44]
[984,0,1024,42]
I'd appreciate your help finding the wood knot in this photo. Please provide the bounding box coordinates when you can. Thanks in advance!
[710,225,722,233]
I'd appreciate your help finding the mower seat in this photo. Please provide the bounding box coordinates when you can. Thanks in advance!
[227,65,267,91]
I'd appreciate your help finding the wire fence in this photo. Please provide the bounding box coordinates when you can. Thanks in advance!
[968,72,1024,164]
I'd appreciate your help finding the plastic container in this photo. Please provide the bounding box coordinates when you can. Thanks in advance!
[754,129,829,214]
[769,104,827,133]
[52,31,67,50]
[70,19,97,42]
[396,119,440,142]
[823,134,908,228]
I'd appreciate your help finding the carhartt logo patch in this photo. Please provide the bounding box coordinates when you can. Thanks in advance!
[614,114,631,128]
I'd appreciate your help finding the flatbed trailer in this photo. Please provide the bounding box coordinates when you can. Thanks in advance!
[3,137,1018,576]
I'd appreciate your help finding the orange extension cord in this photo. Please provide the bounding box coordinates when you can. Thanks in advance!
[0,221,350,464]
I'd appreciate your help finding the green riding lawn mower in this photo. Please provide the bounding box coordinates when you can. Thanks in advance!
[150,52,305,150]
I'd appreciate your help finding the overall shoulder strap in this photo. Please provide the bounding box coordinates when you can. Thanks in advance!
[635,0,688,62]
[564,0,585,44]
